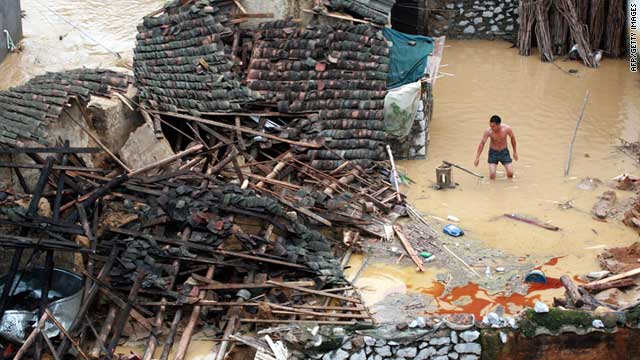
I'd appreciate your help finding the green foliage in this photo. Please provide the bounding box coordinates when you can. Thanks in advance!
[518,308,594,337]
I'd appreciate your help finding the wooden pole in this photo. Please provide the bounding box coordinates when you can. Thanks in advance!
[586,267,640,287]
[442,160,484,179]
[565,90,590,176]
[385,145,402,202]
[174,265,215,360]
[128,144,204,177]
[560,275,584,307]
[393,225,425,272]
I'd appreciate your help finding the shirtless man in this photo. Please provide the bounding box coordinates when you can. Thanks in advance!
[473,115,518,180]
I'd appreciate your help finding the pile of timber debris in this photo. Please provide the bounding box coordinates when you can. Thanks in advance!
[0,112,410,359]
[552,243,640,313]
[516,0,627,66]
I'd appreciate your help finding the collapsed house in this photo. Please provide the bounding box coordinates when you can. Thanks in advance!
[0,0,444,358]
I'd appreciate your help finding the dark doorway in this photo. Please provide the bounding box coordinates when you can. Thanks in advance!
[391,0,421,35]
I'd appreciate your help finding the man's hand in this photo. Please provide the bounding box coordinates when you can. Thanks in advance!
[474,158,479,167]
[513,152,519,161]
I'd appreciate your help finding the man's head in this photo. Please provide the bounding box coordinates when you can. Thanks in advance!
[489,115,501,131]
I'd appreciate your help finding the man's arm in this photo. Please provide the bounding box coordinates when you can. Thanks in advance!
[474,130,490,166]
[508,127,518,161]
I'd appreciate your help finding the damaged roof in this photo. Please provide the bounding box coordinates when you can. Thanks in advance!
[248,20,391,169]
[133,0,253,113]
[326,0,397,24]
[0,69,131,146]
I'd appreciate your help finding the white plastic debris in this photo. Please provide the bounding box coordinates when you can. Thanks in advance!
[592,319,605,328]
[534,301,549,313]
[499,331,508,344]
[447,215,460,222]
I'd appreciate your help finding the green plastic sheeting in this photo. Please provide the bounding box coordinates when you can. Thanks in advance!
[383,28,434,89]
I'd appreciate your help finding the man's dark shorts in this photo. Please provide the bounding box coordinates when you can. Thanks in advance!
[488,148,512,165]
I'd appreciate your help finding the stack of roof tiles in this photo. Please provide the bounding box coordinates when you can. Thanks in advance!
[0,69,132,146]
[327,0,396,25]
[248,20,390,170]
[133,0,252,113]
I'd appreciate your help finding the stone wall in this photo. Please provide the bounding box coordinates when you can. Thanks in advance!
[291,323,482,360]
[426,0,517,40]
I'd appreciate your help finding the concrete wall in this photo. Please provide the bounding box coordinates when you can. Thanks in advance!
[0,0,22,63]
[425,0,517,40]
[240,0,313,27]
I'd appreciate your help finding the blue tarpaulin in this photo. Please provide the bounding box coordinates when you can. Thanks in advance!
[383,28,434,89]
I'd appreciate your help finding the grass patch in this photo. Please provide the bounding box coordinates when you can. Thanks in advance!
[518,308,594,337]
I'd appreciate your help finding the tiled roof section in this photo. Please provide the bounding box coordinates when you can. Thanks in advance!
[327,0,396,24]
[248,20,390,170]
[133,0,252,113]
[0,69,132,146]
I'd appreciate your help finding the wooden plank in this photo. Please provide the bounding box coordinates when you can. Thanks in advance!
[0,147,101,154]
[586,267,640,287]
[393,225,425,272]
[150,111,322,148]
[266,280,361,304]
[200,280,315,290]
[128,144,204,177]
[582,278,636,292]
[560,275,584,307]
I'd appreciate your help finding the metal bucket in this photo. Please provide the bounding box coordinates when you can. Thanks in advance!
[0,268,84,343]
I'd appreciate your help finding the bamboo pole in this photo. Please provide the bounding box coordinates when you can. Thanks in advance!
[565,90,590,176]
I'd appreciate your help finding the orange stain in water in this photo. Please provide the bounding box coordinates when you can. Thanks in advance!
[411,277,564,318]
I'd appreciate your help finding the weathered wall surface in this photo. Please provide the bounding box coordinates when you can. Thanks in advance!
[241,0,311,26]
[425,0,517,40]
[481,328,640,360]
[0,0,22,62]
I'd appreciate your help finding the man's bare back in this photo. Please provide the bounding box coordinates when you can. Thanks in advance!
[474,115,518,179]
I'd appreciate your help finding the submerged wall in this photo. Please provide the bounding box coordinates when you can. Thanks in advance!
[0,0,22,63]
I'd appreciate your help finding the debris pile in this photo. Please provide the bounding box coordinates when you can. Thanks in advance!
[0,69,131,146]
[516,0,627,66]
[248,20,390,169]
[624,197,640,235]
[0,105,408,358]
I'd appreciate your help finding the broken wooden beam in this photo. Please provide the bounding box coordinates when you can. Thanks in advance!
[266,280,361,304]
[151,111,322,148]
[560,275,584,308]
[582,278,636,293]
[393,225,425,272]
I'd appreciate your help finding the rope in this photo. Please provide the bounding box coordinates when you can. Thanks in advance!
[31,0,122,59]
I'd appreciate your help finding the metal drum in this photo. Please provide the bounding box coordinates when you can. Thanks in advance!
[0,268,83,343]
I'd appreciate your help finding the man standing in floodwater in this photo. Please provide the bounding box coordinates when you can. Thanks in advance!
[473,115,518,180]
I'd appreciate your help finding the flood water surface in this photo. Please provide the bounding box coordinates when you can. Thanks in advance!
[371,40,640,318]
[402,40,639,265]
[0,0,165,89]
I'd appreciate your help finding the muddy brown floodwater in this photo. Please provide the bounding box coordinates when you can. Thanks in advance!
[0,0,165,89]
[405,40,640,273]
[352,40,640,320]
